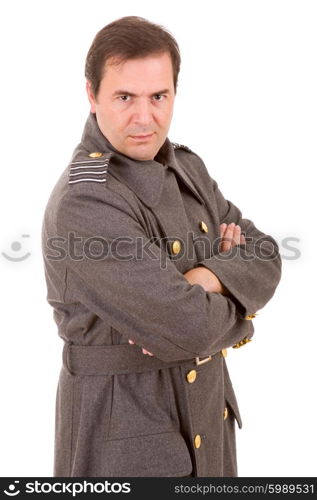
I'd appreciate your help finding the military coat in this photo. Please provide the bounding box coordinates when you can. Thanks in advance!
[41,112,282,477]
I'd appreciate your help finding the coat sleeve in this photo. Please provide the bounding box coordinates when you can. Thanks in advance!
[55,183,247,362]
[196,176,282,318]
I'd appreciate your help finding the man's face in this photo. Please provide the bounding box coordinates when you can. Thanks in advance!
[86,52,175,161]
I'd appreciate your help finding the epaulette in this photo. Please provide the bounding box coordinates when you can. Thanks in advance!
[68,151,112,185]
[171,142,195,154]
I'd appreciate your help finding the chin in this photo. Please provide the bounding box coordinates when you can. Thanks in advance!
[128,147,156,161]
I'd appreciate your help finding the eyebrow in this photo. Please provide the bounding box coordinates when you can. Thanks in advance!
[112,89,171,97]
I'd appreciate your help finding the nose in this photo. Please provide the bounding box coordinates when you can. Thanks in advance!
[132,98,153,127]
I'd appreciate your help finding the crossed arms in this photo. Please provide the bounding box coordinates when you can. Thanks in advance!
[129,223,246,355]
[55,172,281,363]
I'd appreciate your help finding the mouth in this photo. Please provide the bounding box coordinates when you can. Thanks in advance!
[130,133,154,141]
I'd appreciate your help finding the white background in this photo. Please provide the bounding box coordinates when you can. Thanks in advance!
[0,0,316,477]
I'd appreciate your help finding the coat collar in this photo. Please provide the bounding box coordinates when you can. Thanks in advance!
[80,112,204,208]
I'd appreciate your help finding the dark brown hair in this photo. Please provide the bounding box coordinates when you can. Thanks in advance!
[85,16,181,97]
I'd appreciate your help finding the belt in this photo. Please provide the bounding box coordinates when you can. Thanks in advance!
[62,342,221,376]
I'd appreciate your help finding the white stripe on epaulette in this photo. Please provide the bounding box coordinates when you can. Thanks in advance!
[71,159,110,165]
[68,157,110,185]
[70,163,109,170]
[69,170,108,176]
[69,178,107,184]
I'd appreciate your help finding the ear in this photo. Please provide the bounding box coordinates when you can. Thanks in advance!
[86,80,97,113]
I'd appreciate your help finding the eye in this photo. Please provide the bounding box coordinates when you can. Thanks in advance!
[119,95,130,102]
[153,94,165,101]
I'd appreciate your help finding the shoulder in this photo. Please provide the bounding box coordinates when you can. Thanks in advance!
[171,142,205,167]
[57,147,137,230]
[171,141,213,183]
[67,148,112,187]
[171,141,205,170]
[171,141,196,154]
[65,147,129,208]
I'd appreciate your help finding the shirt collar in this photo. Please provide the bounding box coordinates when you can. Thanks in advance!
[80,112,205,208]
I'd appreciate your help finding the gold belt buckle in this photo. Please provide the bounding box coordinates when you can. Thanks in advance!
[195,355,212,366]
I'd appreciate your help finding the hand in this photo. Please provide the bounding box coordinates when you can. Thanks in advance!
[183,266,228,294]
[128,338,154,356]
[219,222,246,252]
[183,222,246,294]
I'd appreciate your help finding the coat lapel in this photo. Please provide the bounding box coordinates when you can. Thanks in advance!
[148,167,197,273]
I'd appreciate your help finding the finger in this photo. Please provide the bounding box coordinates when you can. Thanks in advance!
[232,225,241,246]
[221,223,235,252]
[142,348,154,356]
[128,339,135,344]
[219,223,227,238]
[240,233,246,245]
[219,224,227,252]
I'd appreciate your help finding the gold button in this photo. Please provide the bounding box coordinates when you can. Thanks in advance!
[194,434,201,448]
[199,221,208,233]
[186,370,197,383]
[171,240,181,255]
[221,349,227,358]
[88,152,103,158]
[245,313,257,320]
[223,407,228,420]
[232,337,252,349]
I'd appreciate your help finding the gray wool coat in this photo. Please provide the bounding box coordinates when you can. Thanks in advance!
[41,112,282,477]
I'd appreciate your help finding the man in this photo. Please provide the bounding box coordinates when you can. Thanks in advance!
[41,16,281,477]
